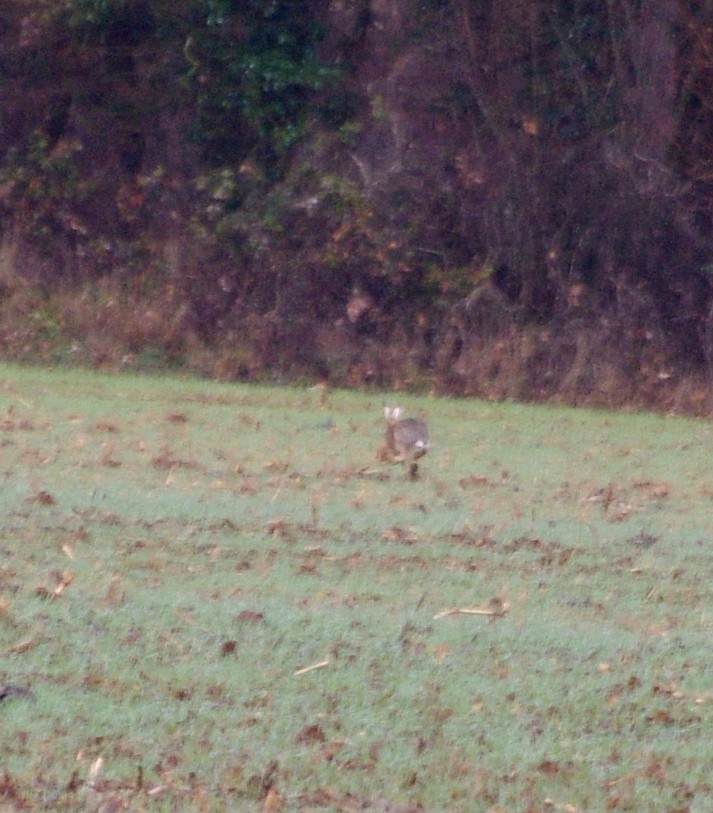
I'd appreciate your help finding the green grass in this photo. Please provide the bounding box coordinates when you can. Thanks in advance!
[1,363,713,811]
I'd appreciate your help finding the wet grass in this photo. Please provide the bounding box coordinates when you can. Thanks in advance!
[1,363,713,811]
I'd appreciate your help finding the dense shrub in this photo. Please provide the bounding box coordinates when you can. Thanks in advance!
[1,0,713,411]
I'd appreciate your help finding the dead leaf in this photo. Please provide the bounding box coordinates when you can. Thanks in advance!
[321,741,347,762]
[606,690,621,707]
[263,461,288,473]
[646,709,675,725]
[152,448,197,470]
[220,640,237,656]
[263,786,284,813]
[382,526,419,544]
[432,643,451,662]
[458,475,492,488]
[265,519,288,537]
[103,574,122,606]
[92,420,119,433]
[166,413,188,424]
[52,571,74,599]
[522,116,540,135]
[235,610,264,624]
[246,760,279,801]
[295,724,326,745]
[26,489,55,506]
[238,478,259,494]
[100,442,121,467]
[653,682,684,699]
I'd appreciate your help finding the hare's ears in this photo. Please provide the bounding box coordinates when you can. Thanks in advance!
[384,406,403,420]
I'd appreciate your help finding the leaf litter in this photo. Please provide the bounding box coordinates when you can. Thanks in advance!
[1,366,713,810]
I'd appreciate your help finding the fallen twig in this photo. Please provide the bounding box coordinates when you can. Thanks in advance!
[293,659,330,676]
[7,638,35,655]
[434,602,509,620]
[87,756,103,788]
[52,572,74,599]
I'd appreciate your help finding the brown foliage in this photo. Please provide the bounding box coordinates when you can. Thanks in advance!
[1,1,713,410]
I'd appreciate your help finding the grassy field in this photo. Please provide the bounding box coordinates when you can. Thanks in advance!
[1,363,713,812]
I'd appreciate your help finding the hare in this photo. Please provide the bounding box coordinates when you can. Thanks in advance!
[380,406,429,479]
